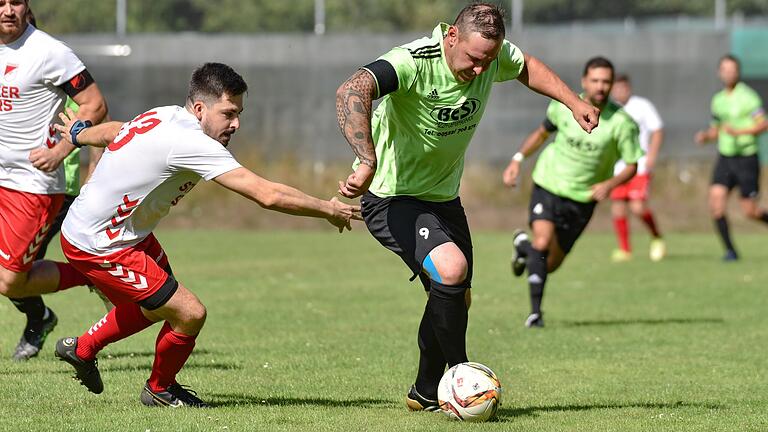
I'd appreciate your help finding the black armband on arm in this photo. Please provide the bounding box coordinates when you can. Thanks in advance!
[542,118,557,132]
[59,69,95,98]
[361,60,398,99]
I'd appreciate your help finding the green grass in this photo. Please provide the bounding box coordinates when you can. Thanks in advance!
[1,230,767,431]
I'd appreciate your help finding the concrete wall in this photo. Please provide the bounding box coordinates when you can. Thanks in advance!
[63,30,731,163]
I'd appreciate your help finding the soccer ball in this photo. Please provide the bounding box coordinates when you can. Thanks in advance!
[437,362,502,422]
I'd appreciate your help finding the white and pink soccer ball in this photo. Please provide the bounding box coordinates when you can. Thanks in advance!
[437,362,502,422]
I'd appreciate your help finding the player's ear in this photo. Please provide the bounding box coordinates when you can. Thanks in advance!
[446,26,459,48]
[191,100,206,121]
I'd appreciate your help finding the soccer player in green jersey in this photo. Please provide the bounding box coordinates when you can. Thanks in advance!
[336,3,599,411]
[503,57,643,328]
[695,54,768,261]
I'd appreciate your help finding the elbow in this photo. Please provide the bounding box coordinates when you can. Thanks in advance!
[257,189,281,210]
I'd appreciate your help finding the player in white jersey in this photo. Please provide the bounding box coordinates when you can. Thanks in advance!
[0,0,108,361]
[51,63,360,408]
[609,74,666,262]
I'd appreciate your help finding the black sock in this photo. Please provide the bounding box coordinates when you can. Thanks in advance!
[518,238,533,257]
[426,281,468,367]
[760,212,768,225]
[527,248,549,315]
[414,308,445,400]
[10,297,47,323]
[714,217,736,252]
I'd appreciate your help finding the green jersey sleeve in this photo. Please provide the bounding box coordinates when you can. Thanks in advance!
[616,116,643,165]
[493,40,525,83]
[376,47,418,95]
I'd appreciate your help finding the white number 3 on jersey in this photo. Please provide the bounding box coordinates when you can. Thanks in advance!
[419,227,429,239]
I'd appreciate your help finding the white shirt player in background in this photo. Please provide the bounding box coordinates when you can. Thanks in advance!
[0,0,108,361]
[52,62,361,407]
[609,73,666,262]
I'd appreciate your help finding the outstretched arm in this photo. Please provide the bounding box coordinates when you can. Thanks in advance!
[54,108,123,148]
[336,69,379,198]
[502,125,551,187]
[517,54,600,133]
[214,167,362,232]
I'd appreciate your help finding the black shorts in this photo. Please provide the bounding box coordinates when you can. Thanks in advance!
[360,192,473,290]
[528,183,596,254]
[712,154,760,199]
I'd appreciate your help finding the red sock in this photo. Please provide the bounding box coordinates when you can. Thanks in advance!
[147,322,197,392]
[55,261,91,291]
[641,210,661,238]
[76,303,155,361]
[613,217,630,252]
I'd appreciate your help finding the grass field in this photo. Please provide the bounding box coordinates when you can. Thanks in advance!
[1,230,767,431]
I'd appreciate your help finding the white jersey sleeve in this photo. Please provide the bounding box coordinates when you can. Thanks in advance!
[614,95,663,175]
[41,37,85,87]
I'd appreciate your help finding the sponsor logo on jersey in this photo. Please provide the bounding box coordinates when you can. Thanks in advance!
[3,63,18,81]
[0,83,21,112]
[429,98,481,124]
[427,88,440,100]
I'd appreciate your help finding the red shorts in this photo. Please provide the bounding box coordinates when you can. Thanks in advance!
[610,174,651,201]
[61,233,174,307]
[0,186,64,273]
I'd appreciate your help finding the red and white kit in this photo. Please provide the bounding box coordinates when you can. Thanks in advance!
[611,95,663,201]
[0,25,85,272]
[61,106,241,305]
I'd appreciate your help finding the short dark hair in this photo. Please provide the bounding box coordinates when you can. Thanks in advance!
[583,56,614,77]
[719,54,741,69]
[453,2,505,40]
[187,63,248,105]
[614,73,630,83]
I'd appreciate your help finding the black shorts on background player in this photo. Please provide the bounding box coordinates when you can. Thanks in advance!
[712,154,760,199]
[529,183,596,253]
[360,191,473,289]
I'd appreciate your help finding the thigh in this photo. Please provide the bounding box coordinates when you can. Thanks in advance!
[711,156,736,191]
[361,192,458,289]
[0,187,63,273]
[61,234,176,308]
[734,155,760,199]
[554,199,596,254]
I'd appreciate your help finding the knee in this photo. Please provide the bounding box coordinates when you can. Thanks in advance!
[439,261,468,286]
[182,301,207,328]
[0,270,24,297]
[531,237,550,251]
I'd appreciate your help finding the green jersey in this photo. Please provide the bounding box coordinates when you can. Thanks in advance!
[356,23,525,202]
[532,98,643,203]
[710,82,765,157]
[62,98,81,196]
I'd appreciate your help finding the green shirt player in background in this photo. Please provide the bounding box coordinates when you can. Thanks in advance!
[336,3,599,411]
[695,54,768,261]
[503,57,643,328]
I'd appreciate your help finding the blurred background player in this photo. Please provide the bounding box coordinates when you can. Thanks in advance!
[53,62,360,407]
[695,54,768,261]
[337,3,598,410]
[0,0,108,361]
[503,57,643,328]
[609,73,666,262]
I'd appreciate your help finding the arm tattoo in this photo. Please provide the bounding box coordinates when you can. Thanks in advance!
[336,69,378,168]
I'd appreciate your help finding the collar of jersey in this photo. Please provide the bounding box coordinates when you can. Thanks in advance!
[1,23,34,48]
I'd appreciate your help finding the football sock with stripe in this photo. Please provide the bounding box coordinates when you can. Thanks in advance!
[76,303,155,361]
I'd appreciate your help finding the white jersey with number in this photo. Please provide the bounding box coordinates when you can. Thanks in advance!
[614,95,663,175]
[61,106,242,255]
[0,25,86,194]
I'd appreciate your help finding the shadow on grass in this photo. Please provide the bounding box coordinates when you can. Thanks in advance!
[497,401,724,420]
[562,317,724,327]
[100,348,213,360]
[207,393,396,408]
